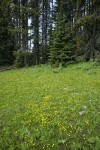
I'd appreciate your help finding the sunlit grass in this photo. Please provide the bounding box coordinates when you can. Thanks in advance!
[0,62,100,150]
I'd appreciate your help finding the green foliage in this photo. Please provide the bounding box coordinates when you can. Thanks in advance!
[74,14,100,29]
[1,0,100,66]
[49,29,76,66]
[0,62,100,149]
[49,0,76,67]
[49,20,76,67]
[95,54,100,63]
[0,0,16,66]
[13,50,33,68]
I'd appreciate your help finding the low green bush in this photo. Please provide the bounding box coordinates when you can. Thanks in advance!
[13,50,33,68]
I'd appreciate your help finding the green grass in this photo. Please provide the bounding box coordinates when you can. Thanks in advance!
[0,62,100,150]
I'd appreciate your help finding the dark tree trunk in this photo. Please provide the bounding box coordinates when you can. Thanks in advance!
[33,0,39,65]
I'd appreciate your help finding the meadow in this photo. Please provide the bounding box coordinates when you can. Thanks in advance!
[0,62,100,150]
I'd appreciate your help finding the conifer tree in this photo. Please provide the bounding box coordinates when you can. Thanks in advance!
[49,0,76,66]
[0,0,15,66]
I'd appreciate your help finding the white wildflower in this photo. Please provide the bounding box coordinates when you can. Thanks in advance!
[79,111,84,116]
[72,92,79,95]
[83,105,87,109]
[63,88,68,90]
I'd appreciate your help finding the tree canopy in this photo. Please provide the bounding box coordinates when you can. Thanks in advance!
[0,0,100,66]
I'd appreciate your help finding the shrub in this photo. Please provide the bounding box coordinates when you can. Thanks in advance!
[13,50,33,68]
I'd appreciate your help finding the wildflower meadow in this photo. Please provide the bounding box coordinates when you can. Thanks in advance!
[0,62,100,150]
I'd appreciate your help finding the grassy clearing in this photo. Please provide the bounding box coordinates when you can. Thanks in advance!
[0,62,100,150]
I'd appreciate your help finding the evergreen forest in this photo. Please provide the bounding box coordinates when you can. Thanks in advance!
[0,0,100,67]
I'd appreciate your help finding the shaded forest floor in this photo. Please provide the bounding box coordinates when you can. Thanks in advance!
[0,62,100,150]
[0,66,11,72]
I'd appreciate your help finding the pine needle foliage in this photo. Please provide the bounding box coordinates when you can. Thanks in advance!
[49,1,76,67]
